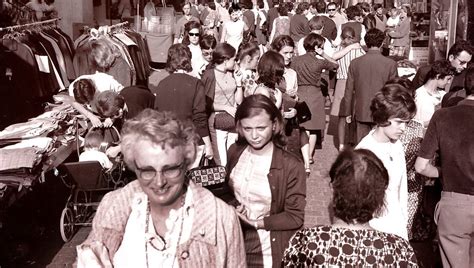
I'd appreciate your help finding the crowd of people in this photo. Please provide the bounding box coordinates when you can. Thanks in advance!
[65,0,474,266]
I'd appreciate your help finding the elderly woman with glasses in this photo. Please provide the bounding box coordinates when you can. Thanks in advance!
[76,109,246,267]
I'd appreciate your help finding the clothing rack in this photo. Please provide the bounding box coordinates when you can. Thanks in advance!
[108,21,129,32]
[0,18,60,32]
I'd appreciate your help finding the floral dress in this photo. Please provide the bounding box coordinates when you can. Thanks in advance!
[399,120,434,241]
[283,226,418,267]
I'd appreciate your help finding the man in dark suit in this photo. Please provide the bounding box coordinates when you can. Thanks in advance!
[341,28,398,144]
[412,40,473,93]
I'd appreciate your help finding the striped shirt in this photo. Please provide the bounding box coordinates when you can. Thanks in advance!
[336,47,366,80]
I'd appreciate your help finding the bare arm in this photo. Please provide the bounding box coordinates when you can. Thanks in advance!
[415,156,439,178]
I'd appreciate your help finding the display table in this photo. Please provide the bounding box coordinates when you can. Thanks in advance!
[0,104,86,217]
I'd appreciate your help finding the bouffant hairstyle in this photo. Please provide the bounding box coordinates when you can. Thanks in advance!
[121,109,199,171]
[425,60,456,81]
[271,34,295,52]
[182,20,202,46]
[73,78,96,104]
[200,34,217,50]
[295,2,309,14]
[308,16,324,31]
[211,43,236,66]
[236,41,260,62]
[364,28,385,48]
[370,84,417,127]
[257,50,285,89]
[89,38,121,71]
[330,149,389,224]
[165,43,193,73]
[277,2,289,16]
[94,90,125,118]
[345,5,362,20]
[235,94,286,147]
[303,33,325,52]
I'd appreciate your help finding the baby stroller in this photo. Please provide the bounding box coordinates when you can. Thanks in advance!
[57,126,127,242]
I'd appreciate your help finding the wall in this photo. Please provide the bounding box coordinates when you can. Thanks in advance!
[55,0,94,38]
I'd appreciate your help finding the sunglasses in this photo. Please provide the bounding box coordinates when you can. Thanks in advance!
[188,32,200,37]
[328,9,336,11]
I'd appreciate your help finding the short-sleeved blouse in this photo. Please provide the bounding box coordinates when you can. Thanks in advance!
[283,226,418,267]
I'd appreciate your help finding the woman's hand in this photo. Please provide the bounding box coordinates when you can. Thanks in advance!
[103,118,113,128]
[315,47,324,56]
[283,108,297,119]
[235,205,259,229]
[348,43,361,50]
[89,115,102,128]
[234,67,243,85]
[204,144,214,159]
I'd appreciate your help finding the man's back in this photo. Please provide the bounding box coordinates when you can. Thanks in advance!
[343,50,398,122]
[418,99,474,195]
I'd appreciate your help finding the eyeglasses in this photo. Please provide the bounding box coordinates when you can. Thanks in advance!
[135,162,186,181]
[188,32,200,37]
[456,57,469,66]
[327,9,336,11]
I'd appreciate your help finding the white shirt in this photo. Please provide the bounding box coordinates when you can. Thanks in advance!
[79,149,113,170]
[222,20,246,50]
[356,130,408,239]
[229,147,273,267]
[188,44,207,79]
[68,72,124,97]
[414,86,446,126]
[113,190,194,267]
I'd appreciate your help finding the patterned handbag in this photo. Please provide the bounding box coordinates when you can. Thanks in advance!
[186,155,226,189]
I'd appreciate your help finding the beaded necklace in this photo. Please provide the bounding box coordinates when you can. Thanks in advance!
[144,194,186,268]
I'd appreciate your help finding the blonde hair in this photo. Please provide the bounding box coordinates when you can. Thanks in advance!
[89,37,121,71]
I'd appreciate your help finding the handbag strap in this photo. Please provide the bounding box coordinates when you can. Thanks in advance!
[199,154,218,167]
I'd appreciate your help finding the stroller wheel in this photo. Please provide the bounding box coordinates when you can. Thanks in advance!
[60,207,75,242]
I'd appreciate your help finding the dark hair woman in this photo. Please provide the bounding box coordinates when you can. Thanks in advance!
[291,33,338,164]
[201,43,242,166]
[356,84,416,240]
[283,149,418,266]
[226,94,306,268]
[154,43,214,167]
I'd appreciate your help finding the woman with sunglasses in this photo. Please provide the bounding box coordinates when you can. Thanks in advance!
[226,94,306,268]
[76,109,246,267]
[182,21,206,78]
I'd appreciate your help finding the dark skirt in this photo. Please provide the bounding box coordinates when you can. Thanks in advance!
[298,85,326,130]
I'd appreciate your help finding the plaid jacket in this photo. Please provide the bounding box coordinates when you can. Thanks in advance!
[79,180,246,267]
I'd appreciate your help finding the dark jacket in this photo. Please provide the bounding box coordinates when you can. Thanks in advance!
[226,143,306,268]
[201,67,217,115]
[154,73,210,142]
[342,49,398,122]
